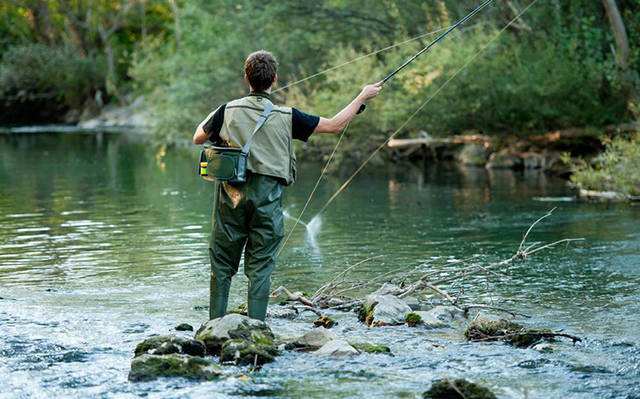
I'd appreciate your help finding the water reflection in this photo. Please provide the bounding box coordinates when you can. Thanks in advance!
[1,132,639,398]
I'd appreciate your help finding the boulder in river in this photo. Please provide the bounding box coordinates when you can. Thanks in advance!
[286,327,337,350]
[175,323,194,332]
[133,335,205,357]
[359,294,412,327]
[423,378,497,399]
[313,339,359,356]
[195,313,275,355]
[128,354,223,382]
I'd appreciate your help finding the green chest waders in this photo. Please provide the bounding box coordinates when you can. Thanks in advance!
[198,100,273,185]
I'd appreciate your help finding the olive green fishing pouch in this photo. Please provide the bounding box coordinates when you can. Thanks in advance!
[199,100,273,185]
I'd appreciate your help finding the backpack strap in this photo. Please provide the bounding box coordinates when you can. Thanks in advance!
[241,100,273,155]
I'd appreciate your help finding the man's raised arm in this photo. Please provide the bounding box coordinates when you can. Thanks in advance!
[314,82,383,134]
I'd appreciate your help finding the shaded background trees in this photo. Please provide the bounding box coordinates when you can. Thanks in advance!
[1,0,638,137]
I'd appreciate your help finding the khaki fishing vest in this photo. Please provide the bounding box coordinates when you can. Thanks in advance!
[220,94,296,185]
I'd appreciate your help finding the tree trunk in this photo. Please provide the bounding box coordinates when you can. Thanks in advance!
[602,0,638,114]
[602,0,630,69]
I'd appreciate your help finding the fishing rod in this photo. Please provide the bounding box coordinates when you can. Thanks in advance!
[357,0,493,114]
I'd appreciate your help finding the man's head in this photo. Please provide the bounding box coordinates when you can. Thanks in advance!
[244,50,278,92]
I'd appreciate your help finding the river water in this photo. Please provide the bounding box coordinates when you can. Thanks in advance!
[0,132,638,398]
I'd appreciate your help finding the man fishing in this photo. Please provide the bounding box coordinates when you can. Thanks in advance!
[193,50,382,321]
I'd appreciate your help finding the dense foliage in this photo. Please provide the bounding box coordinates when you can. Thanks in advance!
[570,134,640,196]
[1,1,638,145]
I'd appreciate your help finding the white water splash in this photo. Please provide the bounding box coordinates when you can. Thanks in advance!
[305,214,322,250]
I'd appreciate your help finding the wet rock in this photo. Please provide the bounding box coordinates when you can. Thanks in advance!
[313,315,336,328]
[134,335,205,357]
[486,150,523,169]
[286,327,337,350]
[313,339,358,356]
[267,305,298,319]
[423,378,497,399]
[128,354,223,382]
[359,294,412,327]
[221,337,279,366]
[175,323,194,332]
[532,343,555,353]
[193,305,209,311]
[411,311,449,329]
[195,314,275,356]
[351,342,392,354]
[424,306,465,323]
[456,143,489,166]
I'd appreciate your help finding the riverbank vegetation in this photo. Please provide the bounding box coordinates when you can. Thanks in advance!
[1,1,639,191]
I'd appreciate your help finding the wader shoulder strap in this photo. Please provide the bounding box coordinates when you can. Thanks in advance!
[241,100,273,154]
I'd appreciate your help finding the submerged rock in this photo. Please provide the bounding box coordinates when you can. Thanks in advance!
[175,323,194,332]
[314,339,358,356]
[195,314,275,354]
[313,315,336,329]
[359,294,412,327]
[133,335,205,357]
[424,306,465,322]
[287,327,337,350]
[351,342,392,354]
[267,305,298,319]
[423,378,496,399]
[128,354,223,382]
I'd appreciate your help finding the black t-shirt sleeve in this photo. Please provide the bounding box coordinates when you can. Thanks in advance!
[202,104,226,143]
[291,108,320,142]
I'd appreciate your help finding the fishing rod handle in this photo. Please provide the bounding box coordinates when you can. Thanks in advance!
[357,103,366,114]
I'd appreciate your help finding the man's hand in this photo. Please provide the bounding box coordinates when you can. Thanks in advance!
[314,81,384,134]
[357,81,383,101]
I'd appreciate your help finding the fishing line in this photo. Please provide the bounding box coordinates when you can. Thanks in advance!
[273,25,455,94]
[311,0,540,219]
[276,122,350,257]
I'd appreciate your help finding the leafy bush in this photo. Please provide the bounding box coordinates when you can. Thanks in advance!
[0,44,105,123]
[570,133,640,196]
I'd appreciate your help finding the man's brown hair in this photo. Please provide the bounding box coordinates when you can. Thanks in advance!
[244,50,278,92]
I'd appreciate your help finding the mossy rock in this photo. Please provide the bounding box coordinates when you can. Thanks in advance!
[465,318,553,348]
[133,335,205,357]
[423,378,496,399]
[405,312,422,327]
[128,354,223,382]
[351,342,392,354]
[221,337,279,365]
[313,315,336,328]
[195,314,275,355]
